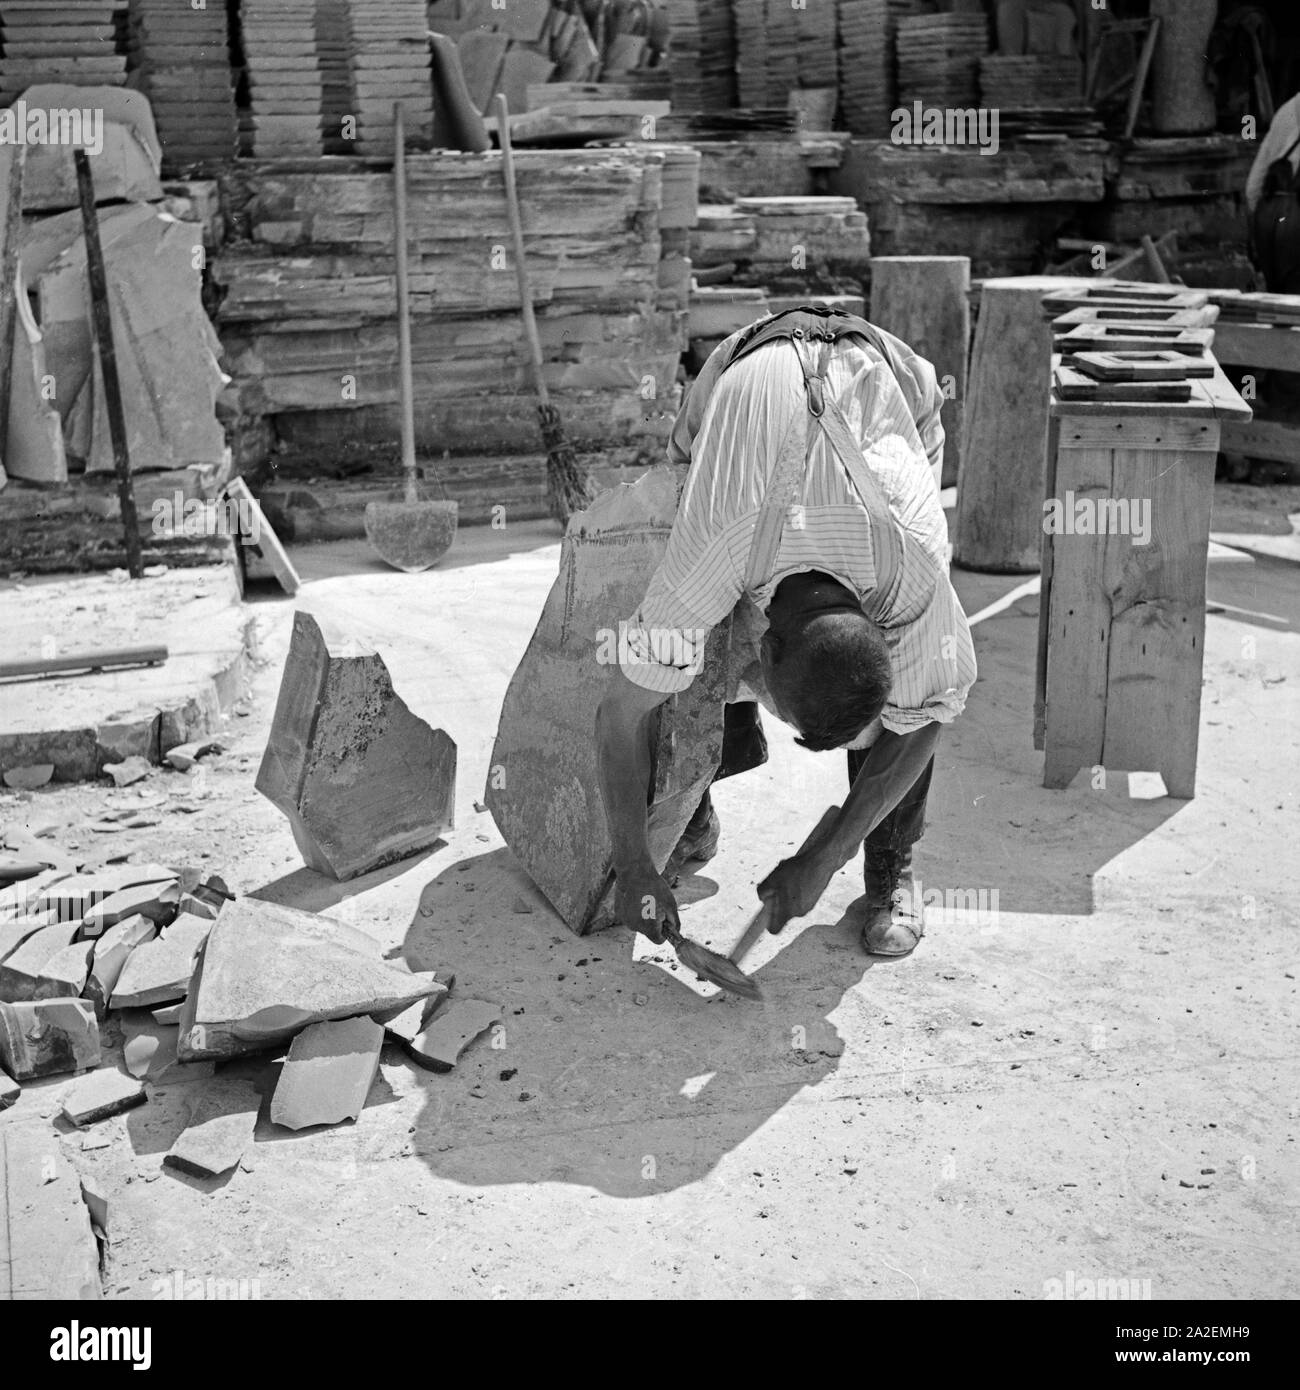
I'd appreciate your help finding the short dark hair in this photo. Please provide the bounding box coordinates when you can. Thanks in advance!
[769,610,892,751]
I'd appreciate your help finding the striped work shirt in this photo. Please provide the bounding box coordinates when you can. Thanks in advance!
[619,323,977,738]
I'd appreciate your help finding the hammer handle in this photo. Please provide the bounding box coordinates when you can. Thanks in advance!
[729,804,842,966]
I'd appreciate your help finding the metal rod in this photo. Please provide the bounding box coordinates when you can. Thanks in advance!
[392,103,418,506]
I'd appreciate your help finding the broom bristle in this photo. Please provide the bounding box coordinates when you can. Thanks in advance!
[538,403,590,524]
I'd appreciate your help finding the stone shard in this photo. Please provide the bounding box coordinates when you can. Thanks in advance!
[163,1077,262,1178]
[177,896,442,1061]
[0,920,83,1001]
[0,912,60,970]
[163,738,224,771]
[151,1001,184,1025]
[382,978,449,1044]
[103,756,152,788]
[61,1067,148,1126]
[0,998,101,1080]
[405,998,500,1073]
[1,1122,102,1299]
[80,879,181,937]
[1,1070,19,1108]
[2,764,54,790]
[255,611,456,881]
[109,913,210,1010]
[485,467,731,933]
[84,915,158,1017]
[270,1016,384,1131]
[33,938,95,1000]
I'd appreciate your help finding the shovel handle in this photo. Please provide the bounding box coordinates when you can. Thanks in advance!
[728,804,841,965]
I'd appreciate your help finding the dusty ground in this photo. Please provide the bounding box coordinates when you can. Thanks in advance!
[2,483,1297,1301]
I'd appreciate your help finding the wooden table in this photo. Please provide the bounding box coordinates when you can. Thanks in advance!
[1035,359,1251,797]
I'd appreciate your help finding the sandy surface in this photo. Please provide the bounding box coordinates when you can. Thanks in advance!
[1,487,1297,1300]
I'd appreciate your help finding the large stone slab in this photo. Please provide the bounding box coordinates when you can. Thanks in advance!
[0,1122,101,1299]
[176,897,442,1061]
[485,466,731,933]
[0,920,83,1001]
[109,913,210,1009]
[255,611,457,881]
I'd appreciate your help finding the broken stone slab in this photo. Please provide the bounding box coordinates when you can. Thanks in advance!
[84,914,157,1017]
[103,756,152,788]
[404,998,501,1073]
[61,1067,147,1126]
[177,896,442,1061]
[255,611,456,880]
[382,978,450,1044]
[0,998,101,1080]
[109,913,210,1010]
[270,1016,384,1131]
[80,1174,110,1244]
[1,1121,102,1299]
[0,866,69,923]
[151,1001,184,1025]
[2,764,54,790]
[33,937,95,1000]
[1,1070,19,1108]
[163,738,224,771]
[34,875,119,924]
[485,466,730,933]
[163,1077,262,1179]
[0,910,60,967]
[80,878,181,937]
[0,920,83,1001]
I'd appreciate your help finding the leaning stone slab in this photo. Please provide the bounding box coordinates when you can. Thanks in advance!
[485,466,730,933]
[84,915,158,1016]
[270,1016,384,1130]
[176,896,441,1061]
[255,610,456,880]
[109,913,210,1009]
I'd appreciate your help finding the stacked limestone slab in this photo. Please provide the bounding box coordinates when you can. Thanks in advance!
[124,0,238,172]
[0,0,125,103]
[341,0,433,155]
[240,0,330,157]
[213,146,696,461]
[835,0,922,137]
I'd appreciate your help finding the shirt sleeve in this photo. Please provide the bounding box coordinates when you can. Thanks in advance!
[1246,96,1300,213]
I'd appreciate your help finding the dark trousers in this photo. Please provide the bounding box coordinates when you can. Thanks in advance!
[691,702,934,853]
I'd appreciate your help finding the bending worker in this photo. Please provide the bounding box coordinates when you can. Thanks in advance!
[596,305,977,959]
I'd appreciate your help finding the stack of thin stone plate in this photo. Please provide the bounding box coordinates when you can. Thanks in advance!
[836,0,923,137]
[342,0,433,156]
[240,0,330,157]
[0,0,125,102]
[794,0,838,95]
[733,0,768,109]
[664,0,735,112]
[125,0,238,172]
[764,0,799,105]
[896,10,990,109]
[979,54,1086,108]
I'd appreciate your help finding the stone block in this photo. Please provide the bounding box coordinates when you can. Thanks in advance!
[0,999,101,1080]
[269,1016,383,1130]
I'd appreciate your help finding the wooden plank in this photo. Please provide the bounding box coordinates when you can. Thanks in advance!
[1219,416,1300,466]
[1041,439,1114,787]
[1210,323,1300,374]
[1100,441,1216,798]
[224,477,300,595]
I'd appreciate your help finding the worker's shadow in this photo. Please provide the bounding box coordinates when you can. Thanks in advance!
[398,848,873,1199]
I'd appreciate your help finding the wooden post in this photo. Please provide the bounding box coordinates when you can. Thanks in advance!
[1038,364,1251,798]
[869,256,970,489]
[74,149,143,580]
[953,276,1092,573]
[1150,0,1217,135]
[0,144,27,457]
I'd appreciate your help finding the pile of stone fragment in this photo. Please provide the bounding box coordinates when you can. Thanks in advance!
[0,834,500,1178]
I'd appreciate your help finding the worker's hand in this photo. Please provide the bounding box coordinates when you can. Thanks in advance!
[612,863,680,945]
[757,849,834,935]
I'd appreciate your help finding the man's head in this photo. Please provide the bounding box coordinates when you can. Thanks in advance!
[760,606,892,751]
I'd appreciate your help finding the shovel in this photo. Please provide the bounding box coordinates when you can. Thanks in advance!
[365,103,458,573]
[661,805,842,1002]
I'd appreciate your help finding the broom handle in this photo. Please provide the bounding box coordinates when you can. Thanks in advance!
[494,93,551,409]
[393,103,418,505]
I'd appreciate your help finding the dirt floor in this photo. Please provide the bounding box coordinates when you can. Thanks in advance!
[2,483,1297,1300]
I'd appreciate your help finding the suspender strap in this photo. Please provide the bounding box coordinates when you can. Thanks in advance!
[740,338,907,597]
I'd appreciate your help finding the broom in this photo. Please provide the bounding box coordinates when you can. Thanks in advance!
[493,93,591,525]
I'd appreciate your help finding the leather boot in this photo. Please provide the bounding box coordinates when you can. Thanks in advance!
[861,843,924,958]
